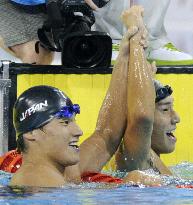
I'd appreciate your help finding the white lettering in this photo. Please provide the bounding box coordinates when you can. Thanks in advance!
[20,100,48,122]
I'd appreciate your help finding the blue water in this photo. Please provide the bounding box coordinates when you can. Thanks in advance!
[1,162,193,205]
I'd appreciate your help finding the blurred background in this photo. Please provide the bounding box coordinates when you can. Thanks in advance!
[0,0,192,64]
[165,0,193,56]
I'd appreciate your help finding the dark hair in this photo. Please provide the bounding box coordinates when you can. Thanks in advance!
[16,126,45,153]
[16,135,27,153]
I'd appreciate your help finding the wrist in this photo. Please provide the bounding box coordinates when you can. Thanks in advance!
[130,38,142,48]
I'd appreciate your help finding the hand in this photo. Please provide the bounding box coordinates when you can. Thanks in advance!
[121,5,144,32]
[147,61,157,78]
[150,61,157,78]
[84,0,98,10]
[121,6,148,45]
[123,170,162,187]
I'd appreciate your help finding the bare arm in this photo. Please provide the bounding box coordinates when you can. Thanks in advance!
[116,7,155,171]
[150,149,173,175]
[0,37,16,57]
[79,26,139,174]
[123,170,162,186]
[84,0,98,10]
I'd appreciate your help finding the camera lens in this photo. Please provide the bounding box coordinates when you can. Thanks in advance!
[62,32,112,68]
[73,36,105,67]
[74,38,98,63]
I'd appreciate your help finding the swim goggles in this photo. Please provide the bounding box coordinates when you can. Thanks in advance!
[55,104,80,119]
[155,85,173,103]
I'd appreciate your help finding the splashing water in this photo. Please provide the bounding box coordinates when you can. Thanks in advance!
[0,163,193,204]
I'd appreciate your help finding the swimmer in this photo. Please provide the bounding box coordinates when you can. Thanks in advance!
[113,4,181,177]
[7,7,164,187]
[9,6,163,187]
[113,2,181,180]
[10,85,160,187]
[116,80,180,175]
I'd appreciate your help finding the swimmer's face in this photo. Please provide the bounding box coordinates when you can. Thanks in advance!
[37,116,83,166]
[151,96,180,155]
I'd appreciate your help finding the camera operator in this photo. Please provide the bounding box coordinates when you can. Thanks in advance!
[0,0,98,65]
[90,0,193,65]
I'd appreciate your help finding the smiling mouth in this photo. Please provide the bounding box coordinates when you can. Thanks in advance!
[166,132,177,143]
[69,141,79,150]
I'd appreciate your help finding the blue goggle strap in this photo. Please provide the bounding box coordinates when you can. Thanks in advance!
[55,104,80,119]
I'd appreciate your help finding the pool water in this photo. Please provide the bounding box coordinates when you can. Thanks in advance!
[1,162,193,205]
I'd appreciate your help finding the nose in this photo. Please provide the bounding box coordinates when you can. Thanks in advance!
[71,121,83,137]
[171,110,180,124]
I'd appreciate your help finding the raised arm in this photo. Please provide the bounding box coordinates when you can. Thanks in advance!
[116,7,155,172]
[78,21,142,174]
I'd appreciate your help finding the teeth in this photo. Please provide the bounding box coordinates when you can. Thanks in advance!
[70,142,77,146]
[166,132,176,140]
[69,141,79,149]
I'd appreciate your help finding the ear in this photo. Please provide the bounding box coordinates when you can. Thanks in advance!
[23,129,44,142]
[23,132,36,142]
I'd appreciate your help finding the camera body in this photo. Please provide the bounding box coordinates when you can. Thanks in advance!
[59,0,95,26]
[38,0,112,68]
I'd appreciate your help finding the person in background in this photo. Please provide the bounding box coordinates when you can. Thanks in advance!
[87,0,193,65]
[0,0,98,64]
[0,0,53,64]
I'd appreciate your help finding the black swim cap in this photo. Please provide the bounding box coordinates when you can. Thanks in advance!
[154,80,173,103]
[13,86,74,137]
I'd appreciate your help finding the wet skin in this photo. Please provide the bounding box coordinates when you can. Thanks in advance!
[38,117,83,167]
[11,5,160,187]
[152,95,180,156]
[10,117,83,187]
[116,94,181,176]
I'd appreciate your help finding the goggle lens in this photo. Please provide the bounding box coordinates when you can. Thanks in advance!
[55,104,80,119]
[155,85,173,103]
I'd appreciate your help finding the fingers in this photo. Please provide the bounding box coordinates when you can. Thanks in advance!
[139,39,148,48]
[84,0,98,10]
[122,5,144,20]
[151,61,157,75]
[142,29,148,40]
[121,9,131,23]
[148,61,157,77]
[126,26,139,39]
[124,25,148,48]
[130,5,144,16]
[146,61,157,77]
[139,29,148,48]
[121,5,145,34]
